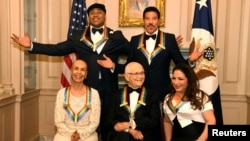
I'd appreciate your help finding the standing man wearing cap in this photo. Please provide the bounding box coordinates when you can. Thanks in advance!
[11,3,130,141]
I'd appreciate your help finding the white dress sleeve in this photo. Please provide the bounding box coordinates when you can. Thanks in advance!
[54,88,74,137]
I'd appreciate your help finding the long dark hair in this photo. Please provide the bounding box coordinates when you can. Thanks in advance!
[169,63,209,110]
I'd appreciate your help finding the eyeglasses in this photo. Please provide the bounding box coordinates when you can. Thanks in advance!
[127,71,145,76]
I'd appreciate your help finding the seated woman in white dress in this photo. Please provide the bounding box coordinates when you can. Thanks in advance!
[163,63,216,141]
[53,59,101,141]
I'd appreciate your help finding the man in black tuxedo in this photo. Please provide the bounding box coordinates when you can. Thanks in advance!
[106,62,161,141]
[128,6,202,101]
[11,3,130,141]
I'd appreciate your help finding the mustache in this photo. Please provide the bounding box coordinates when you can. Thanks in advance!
[146,24,155,27]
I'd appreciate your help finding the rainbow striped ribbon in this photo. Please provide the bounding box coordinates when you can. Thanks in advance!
[119,86,147,117]
[137,31,166,64]
[80,26,109,52]
[63,86,92,123]
[167,98,187,114]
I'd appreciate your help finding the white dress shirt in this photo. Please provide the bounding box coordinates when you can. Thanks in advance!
[145,30,158,54]
[129,91,139,114]
[90,26,106,54]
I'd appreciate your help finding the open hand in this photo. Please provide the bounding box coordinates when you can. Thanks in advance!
[189,37,204,62]
[176,35,183,47]
[97,54,115,69]
[11,32,31,48]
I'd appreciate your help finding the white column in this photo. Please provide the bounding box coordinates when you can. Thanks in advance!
[0,84,5,95]
[0,0,16,96]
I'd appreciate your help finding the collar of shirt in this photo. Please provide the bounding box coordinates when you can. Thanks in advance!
[127,85,142,94]
[130,91,139,113]
[90,25,105,44]
[145,29,159,40]
[90,25,105,33]
[145,30,158,54]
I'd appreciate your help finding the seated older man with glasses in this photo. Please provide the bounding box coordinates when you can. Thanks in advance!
[105,62,162,141]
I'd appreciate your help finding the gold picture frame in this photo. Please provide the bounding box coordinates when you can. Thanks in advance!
[119,0,165,27]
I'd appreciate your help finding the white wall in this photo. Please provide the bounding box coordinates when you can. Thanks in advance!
[87,0,250,124]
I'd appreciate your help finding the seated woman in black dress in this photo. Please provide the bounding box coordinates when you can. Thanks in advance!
[163,63,216,141]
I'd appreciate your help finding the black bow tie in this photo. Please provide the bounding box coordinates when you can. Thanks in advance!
[127,86,141,94]
[92,28,103,34]
[145,34,156,40]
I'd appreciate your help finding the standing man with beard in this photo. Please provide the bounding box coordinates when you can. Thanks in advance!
[127,7,202,140]
[128,6,202,102]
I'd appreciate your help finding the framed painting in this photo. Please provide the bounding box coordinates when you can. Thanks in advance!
[119,0,165,27]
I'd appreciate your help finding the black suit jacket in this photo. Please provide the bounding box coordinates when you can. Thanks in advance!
[30,26,130,100]
[105,86,161,141]
[128,30,187,101]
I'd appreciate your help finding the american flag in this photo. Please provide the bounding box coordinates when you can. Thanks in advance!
[191,0,223,124]
[61,0,88,87]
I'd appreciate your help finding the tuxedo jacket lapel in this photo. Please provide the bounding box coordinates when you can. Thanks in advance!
[138,31,166,64]
[80,26,93,50]
[80,26,110,52]
[99,28,112,53]
[149,31,165,65]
